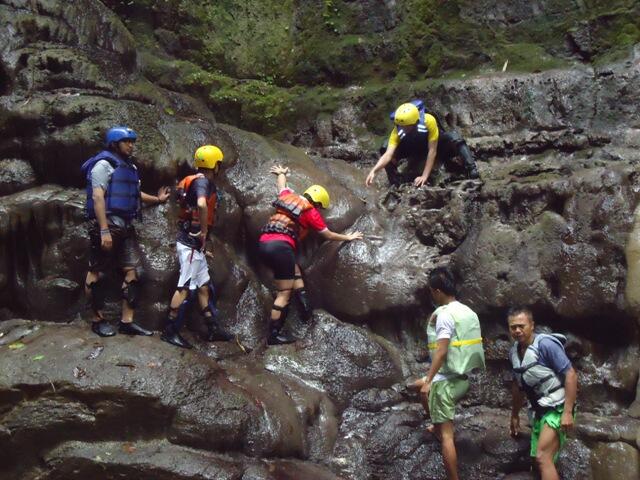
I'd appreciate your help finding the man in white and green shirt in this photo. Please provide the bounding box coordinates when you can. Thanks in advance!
[414,267,485,480]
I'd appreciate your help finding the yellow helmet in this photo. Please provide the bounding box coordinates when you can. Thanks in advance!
[304,185,330,209]
[194,145,223,169]
[394,103,420,126]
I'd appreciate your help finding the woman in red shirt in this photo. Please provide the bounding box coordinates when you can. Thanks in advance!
[258,165,363,345]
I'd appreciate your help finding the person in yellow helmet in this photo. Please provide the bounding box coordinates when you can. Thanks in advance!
[161,145,233,349]
[366,100,479,188]
[258,165,363,345]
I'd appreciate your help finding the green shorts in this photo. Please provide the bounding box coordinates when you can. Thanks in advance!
[428,377,469,424]
[530,406,574,461]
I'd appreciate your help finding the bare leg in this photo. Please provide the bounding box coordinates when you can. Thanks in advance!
[197,285,210,317]
[267,278,296,345]
[535,424,561,480]
[85,271,103,322]
[121,268,137,323]
[272,279,294,321]
[117,268,152,336]
[435,421,459,480]
[293,265,304,290]
[169,289,189,318]
[198,284,233,341]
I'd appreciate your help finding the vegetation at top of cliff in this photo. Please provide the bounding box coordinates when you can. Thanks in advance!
[104,0,640,135]
[108,0,639,84]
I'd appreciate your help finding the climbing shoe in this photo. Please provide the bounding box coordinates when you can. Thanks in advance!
[91,320,116,337]
[467,164,480,180]
[161,328,193,349]
[459,142,480,180]
[118,321,153,336]
[267,326,296,346]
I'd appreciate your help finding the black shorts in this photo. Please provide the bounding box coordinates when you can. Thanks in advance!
[258,240,296,280]
[88,221,141,272]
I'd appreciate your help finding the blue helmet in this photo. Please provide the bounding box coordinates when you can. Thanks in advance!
[105,126,137,146]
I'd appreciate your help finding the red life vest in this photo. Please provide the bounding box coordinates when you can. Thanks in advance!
[261,192,313,242]
[176,174,217,229]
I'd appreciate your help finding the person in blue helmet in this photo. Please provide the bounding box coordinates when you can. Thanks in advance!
[81,126,171,337]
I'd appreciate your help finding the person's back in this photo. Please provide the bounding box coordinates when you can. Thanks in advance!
[176,173,217,251]
[415,267,485,480]
[162,145,232,349]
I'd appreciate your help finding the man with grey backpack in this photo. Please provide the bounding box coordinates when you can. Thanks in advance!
[508,306,578,480]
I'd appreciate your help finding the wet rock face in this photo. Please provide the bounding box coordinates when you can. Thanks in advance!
[590,441,640,480]
[0,319,390,479]
[458,0,577,27]
[0,159,36,195]
[0,0,640,479]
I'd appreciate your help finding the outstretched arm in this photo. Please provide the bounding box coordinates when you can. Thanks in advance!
[366,144,397,186]
[270,165,289,191]
[319,229,363,242]
[141,187,170,205]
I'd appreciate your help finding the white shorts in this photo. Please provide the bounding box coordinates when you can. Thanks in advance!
[176,243,210,290]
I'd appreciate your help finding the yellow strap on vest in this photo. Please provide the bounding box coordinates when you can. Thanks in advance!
[427,337,483,350]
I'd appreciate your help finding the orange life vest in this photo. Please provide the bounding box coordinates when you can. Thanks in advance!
[176,174,217,229]
[261,192,313,242]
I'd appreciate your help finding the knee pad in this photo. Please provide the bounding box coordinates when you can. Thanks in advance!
[86,278,106,314]
[122,279,140,309]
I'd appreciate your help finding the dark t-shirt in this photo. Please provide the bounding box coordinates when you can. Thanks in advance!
[537,336,572,376]
[177,176,216,249]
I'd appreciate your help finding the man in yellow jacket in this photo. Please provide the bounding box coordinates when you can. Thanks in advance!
[414,267,485,480]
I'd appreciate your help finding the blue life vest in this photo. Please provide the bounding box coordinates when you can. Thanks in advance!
[81,150,141,220]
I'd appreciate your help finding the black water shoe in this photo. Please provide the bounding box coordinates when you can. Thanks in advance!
[267,329,296,346]
[119,321,153,336]
[92,320,116,337]
[161,329,193,349]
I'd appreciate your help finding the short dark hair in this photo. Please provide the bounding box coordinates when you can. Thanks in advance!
[507,306,534,322]
[428,267,457,297]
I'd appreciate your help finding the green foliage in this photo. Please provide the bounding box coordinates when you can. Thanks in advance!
[492,43,565,72]
[116,0,640,136]
[208,80,297,134]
